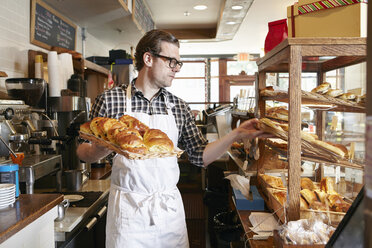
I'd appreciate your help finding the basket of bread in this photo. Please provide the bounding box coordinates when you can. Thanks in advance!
[79,115,183,160]
[258,118,353,164]
[263,175,351,225]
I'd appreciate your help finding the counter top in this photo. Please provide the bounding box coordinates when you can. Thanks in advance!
[54,179,111,240]
[0,193,63,245]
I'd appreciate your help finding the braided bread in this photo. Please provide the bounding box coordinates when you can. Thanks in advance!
[119,115,149,136]
[143,129,174,153]
[81,115,174,155]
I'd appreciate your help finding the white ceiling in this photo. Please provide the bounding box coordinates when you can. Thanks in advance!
[42,0,295,56]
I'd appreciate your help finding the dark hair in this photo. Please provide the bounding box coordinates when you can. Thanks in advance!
[134,29,179,71]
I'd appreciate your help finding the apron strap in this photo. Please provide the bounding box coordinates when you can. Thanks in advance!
[126,82,132,114]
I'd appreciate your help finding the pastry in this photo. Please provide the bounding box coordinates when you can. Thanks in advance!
[143,129,174,152]
[273,191,287,205]
[107,122,128,143]
[267,107,288,121]
[311,83,331,94]
[314,189,327,203]
[300,189,318,205]
[90,117,109,139]
[119,115,149,136]
[261,174,285,188]
[338,93,356,101]
[325,89,343,97]
[80,121,92,134]
[98,118,123,141]
[301,178,315,191]
[356,94,366,104]
[114,128,148,154]
[320,177,337,194]
[300,196,309,210]
[309,201,328,211]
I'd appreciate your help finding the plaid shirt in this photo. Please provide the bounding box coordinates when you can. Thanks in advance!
[90,80,207,167]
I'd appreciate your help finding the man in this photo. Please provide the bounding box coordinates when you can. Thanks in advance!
[77,29,267,248]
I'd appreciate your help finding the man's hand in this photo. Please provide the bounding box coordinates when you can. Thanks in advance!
[235,118,273,140]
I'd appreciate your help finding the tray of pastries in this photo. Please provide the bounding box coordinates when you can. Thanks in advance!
[266,177,351,225]
[79,115,184,160]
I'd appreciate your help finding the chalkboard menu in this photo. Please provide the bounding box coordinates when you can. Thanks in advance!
[31,0,77,51]
[132,0,155,33]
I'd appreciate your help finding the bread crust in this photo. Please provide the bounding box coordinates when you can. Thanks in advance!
[325,89,343,97]
[311,83,331,94]
[338,92,356,100]
[80,121,92,134]
[143,129,174,152]
[320,177,337,194]
[300,189,318,205]
[119,115,149,136]
[301,178,315,191]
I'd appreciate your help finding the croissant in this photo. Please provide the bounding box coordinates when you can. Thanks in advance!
[119,115,149,136]
[143,129,174,153]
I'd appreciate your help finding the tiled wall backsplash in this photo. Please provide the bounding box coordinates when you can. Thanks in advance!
[0,0,112,93]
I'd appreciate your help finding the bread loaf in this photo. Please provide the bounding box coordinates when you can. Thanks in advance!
[143,129,174,152]
[311,83,331,94]
[314,189,327,203]
[300,189,318,205]
[261,174,285,188]
[119,115,149,136]
[90,117,109,139]
[80,121,92,134]
[325,142,348,158]
[313,140,345,158]
[114,128,148,154]
[325,89,343,97]
[320,177,337,194]
[98,118,123,141]
[300,196,309,210]
[301,178,315,191]
[273,191,286,205]
[107,122,128,143]
[338,93,356,101]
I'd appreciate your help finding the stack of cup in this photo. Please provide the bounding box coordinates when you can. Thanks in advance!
[48,51,62,97]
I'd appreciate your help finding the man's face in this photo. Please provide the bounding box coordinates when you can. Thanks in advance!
[150,41,181,88]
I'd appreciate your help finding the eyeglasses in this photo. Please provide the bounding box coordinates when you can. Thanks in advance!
[152,53,183,69]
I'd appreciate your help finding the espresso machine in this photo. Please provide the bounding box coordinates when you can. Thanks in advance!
[0,99,62,194]
[46,96,90,173]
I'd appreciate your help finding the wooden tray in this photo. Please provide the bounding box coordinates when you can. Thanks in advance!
[79,131,184,160]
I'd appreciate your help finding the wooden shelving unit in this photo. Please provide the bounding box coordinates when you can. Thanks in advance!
[256,37,367,221]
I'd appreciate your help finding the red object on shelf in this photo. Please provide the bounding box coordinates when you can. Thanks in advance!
[264,19,288,54]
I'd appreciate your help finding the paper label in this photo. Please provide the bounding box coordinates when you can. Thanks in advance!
[330,115,338,131]
[335,166,341,184]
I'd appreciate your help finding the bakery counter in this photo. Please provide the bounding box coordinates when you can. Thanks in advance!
[0,193,63,246]
[54,179,111,242]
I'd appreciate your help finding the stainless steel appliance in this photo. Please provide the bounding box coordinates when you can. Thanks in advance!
[46,96,91,172]
[0,99,63,194]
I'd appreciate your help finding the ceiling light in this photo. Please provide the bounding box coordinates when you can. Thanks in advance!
[226,21,236,25]
[231,5,243,10]
[193,5,207,10]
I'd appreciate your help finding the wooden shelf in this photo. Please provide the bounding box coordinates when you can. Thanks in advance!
[261,90,365,113]
[257,37,366,73]
[256,37,367,221]
[83,59,110,76]
[265,141,364,171]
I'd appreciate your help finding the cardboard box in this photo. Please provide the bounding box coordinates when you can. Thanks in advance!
[233,186,265,210]
[287,0,367,38]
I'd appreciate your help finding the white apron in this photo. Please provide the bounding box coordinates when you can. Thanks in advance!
[106,84,189,248]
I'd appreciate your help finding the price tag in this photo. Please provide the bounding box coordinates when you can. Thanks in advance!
[330,116,338,131]
[349,142,355,160]
[243,160,248,171]
[335,166,341,184]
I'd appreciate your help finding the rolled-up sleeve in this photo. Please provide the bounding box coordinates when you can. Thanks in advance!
[179,105,207,167]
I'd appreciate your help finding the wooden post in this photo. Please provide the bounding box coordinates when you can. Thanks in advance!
[256,71,267,175]
[315,71,326,182]
[287,45,302,221]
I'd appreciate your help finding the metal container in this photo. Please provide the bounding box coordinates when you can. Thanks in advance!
[65,170,83,191]
[55,199,69,222]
